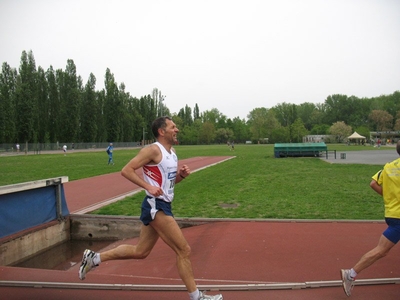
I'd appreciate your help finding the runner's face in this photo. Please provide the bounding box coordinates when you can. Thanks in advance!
[163,119,179,143]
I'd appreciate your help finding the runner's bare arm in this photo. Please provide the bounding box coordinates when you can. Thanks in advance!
[370,179,382,196]
[121,145,162,196]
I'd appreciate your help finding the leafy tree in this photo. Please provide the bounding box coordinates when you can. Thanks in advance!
[139,94,156,140]
[178,118,201,145]
[199,121,215,144]
[347,96,371,128]
[127,96,145,143]
[95,90,107,142]
[264,109,281,141]
[201,108,224,126]
[309,106,325,127]
[395,120,400,131]
[230,117,249,143]
[58,59,80,143]
[380,91,400,122]
[46,66,60,143]
[119,84,134,142]
[104,68,122,142]
[177,105,193,127]
[369,109,393,131]
[323,94,350,126]
[0,62,17,143]
[80,73,98,142]
[215,128,234,144]
[270,126,289,143]
[310,124,330,135]
[3,50,400,147]
[15,50,37,143]
[394,111,400,131]
[272,102,297,127]
[329,121,352,143]
[193,103,200,120]
[354,126,370,141]
[247,108,285,143]
[297,102,316,130]
[290,118,309,143]
[152,88,160,116]
[36,66,49,143]
[216,114,227,129]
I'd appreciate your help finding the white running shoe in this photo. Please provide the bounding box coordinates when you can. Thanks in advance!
[340,269,355,296]
[199,291,223,300]
[78,249,98,280]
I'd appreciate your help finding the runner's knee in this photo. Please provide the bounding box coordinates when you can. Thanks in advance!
[135,248,152,259]
[376,247,390,258]
[368,246,390,261]
[177,243,191,258]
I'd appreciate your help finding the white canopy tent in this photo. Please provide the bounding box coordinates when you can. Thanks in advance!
[348,131,366,140]
[347,131,366,145]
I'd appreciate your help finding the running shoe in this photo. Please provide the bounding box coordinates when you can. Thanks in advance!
[79,249,98,280]
[199,291,223,300]
[340,269,355,296]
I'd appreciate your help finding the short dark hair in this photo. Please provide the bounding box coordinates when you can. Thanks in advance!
[396,140,400,156]
[152,116,172,138]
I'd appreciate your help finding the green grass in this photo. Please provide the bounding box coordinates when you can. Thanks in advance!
[92,144,385,220]
[0,150,139,185]
[0,144,386,220]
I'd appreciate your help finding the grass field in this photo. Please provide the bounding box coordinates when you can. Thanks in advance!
[0,144,387,220]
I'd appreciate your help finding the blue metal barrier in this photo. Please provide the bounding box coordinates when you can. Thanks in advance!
[0,177,69,238]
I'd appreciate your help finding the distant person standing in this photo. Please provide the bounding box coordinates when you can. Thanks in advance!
[106,143,114,165]
[62,144,67,155]
[340,140,400,296]
[231,141,235,151]
[16,143,20,153]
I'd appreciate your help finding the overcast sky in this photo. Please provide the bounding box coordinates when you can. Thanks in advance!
[1,0,399,120]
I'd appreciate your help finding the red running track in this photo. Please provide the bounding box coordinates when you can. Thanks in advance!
[1,156,400,299]
[64,156,234,213]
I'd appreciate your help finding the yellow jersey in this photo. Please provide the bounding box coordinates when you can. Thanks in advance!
[372,158,400,218]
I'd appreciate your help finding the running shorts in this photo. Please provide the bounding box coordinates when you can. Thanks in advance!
[383,218,400,244]
[140,196,173,226]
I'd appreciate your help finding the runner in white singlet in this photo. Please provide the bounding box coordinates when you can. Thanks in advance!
[142,141,177,202]
[78,116,223,300]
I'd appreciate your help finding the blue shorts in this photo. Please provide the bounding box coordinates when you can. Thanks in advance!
[383,218,400,244]
[140,196,173,226]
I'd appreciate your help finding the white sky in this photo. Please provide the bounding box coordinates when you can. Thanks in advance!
[1,0,399,120]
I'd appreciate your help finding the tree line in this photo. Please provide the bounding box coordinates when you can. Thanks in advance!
[1,50,399,145]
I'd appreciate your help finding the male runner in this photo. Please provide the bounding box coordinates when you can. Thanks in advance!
[341,140,400,296]
[78,116,223,300]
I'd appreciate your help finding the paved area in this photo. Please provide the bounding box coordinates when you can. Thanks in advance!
[1,154,400,299]
[321,148,398,165]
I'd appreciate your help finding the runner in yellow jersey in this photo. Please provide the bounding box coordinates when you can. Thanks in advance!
[341,140,400,296]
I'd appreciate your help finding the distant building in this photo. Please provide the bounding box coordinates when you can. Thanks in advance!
[370,131,399,145]
[303,135,334,143]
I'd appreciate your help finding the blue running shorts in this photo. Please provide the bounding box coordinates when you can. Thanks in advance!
[383,218,400,244]
[140,196,173,226]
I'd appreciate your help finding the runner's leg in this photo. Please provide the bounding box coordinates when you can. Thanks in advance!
[100,224,159,261]
[353,234,395,274]
[150,211,197,293]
